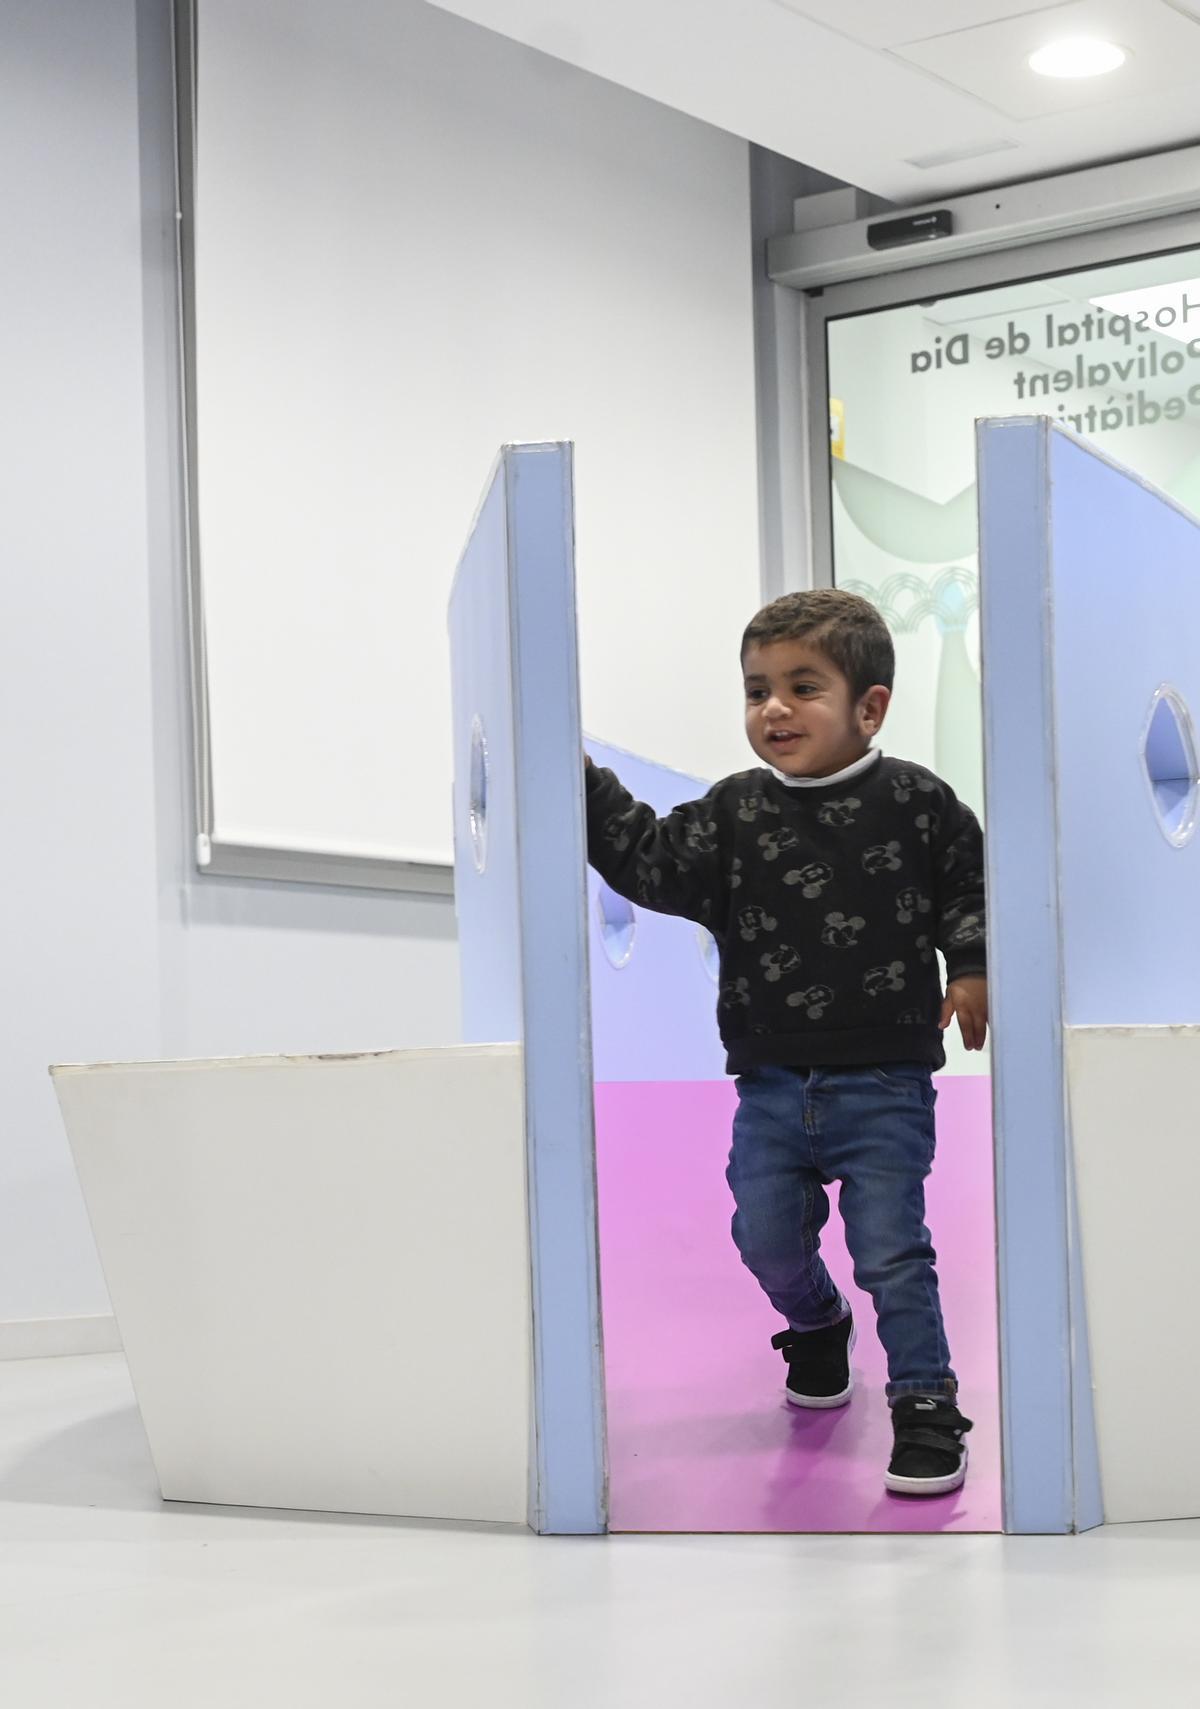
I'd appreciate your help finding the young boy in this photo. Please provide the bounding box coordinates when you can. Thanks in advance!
[584,589,987,1497]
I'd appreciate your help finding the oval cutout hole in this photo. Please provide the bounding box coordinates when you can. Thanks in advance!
[595,884,636,968]
[468,716,489,873]
[1142,687,1199,848]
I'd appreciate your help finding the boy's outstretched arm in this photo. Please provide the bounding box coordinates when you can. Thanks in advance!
[932,790,989,1051]
[583,758,724,927]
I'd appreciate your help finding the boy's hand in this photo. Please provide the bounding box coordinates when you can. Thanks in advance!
[940,976,989,1051]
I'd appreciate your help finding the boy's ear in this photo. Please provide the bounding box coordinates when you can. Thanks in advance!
[859,684,891,735]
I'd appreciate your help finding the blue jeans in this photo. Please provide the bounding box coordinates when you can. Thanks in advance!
[727,1064,955,1401]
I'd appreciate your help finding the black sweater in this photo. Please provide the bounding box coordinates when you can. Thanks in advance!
[585,753,986,1073]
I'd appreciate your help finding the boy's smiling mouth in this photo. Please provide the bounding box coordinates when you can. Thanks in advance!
[767,730,803,746]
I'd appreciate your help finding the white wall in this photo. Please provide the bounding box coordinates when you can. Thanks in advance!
[1,0,161,1326]
[0,0,460,1341]
[194,0,762,866]
[1,0,767,1341]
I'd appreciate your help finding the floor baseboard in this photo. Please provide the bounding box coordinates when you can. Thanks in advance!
[0,1316,122,1361]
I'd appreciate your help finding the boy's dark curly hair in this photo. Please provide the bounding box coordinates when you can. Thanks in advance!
[741,589,895,699]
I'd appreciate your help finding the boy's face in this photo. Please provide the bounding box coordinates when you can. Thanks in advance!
[742,639,891,779]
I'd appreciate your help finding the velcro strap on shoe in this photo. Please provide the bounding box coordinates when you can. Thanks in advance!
[894,1425,967,1455]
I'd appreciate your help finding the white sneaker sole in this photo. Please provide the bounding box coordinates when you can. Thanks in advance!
[783,1322,856,1410]
[885,1444,969,1497]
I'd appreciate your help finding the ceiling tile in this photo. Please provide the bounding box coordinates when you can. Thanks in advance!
[425,1,1200,202]
[904,137,1019,170]
[893,0,1200,120]
[772,1,1076,51]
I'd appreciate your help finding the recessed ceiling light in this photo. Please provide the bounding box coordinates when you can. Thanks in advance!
[1028,37,1127,79]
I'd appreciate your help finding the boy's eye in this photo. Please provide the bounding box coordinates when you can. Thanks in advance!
[746,688,767,702]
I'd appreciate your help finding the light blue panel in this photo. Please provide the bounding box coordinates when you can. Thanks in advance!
[1048,432,1200,1020]
[974,418,1195,1533]
[584,739,727,1083]
[978,417,1079,1534]
[450,468,522,1046]
[449,444,606,1535]
[1042,429,1200,1535]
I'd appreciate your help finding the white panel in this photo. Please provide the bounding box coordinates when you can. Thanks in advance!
[52,1045,531,1524]
[1067,1026,1200,1524]
[195,0,760,865]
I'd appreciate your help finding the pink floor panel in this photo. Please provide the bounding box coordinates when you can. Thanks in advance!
[595,1076,1002,1533]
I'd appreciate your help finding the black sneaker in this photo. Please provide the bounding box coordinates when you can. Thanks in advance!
[886,1397,973,1496]
[770,1316,856,1409]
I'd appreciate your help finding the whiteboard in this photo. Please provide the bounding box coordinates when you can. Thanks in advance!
[185,0,761,884]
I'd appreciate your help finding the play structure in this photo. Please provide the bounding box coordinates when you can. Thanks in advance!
[52,421,1200,1532]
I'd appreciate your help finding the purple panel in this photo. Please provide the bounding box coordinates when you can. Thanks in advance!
[585,739,726,1083]
[596,1077,1002,1533]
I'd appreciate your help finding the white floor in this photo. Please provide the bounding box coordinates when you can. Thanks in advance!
[1,1356,1197,1708]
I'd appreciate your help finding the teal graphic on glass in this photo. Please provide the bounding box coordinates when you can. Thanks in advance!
[831,459,983,812]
